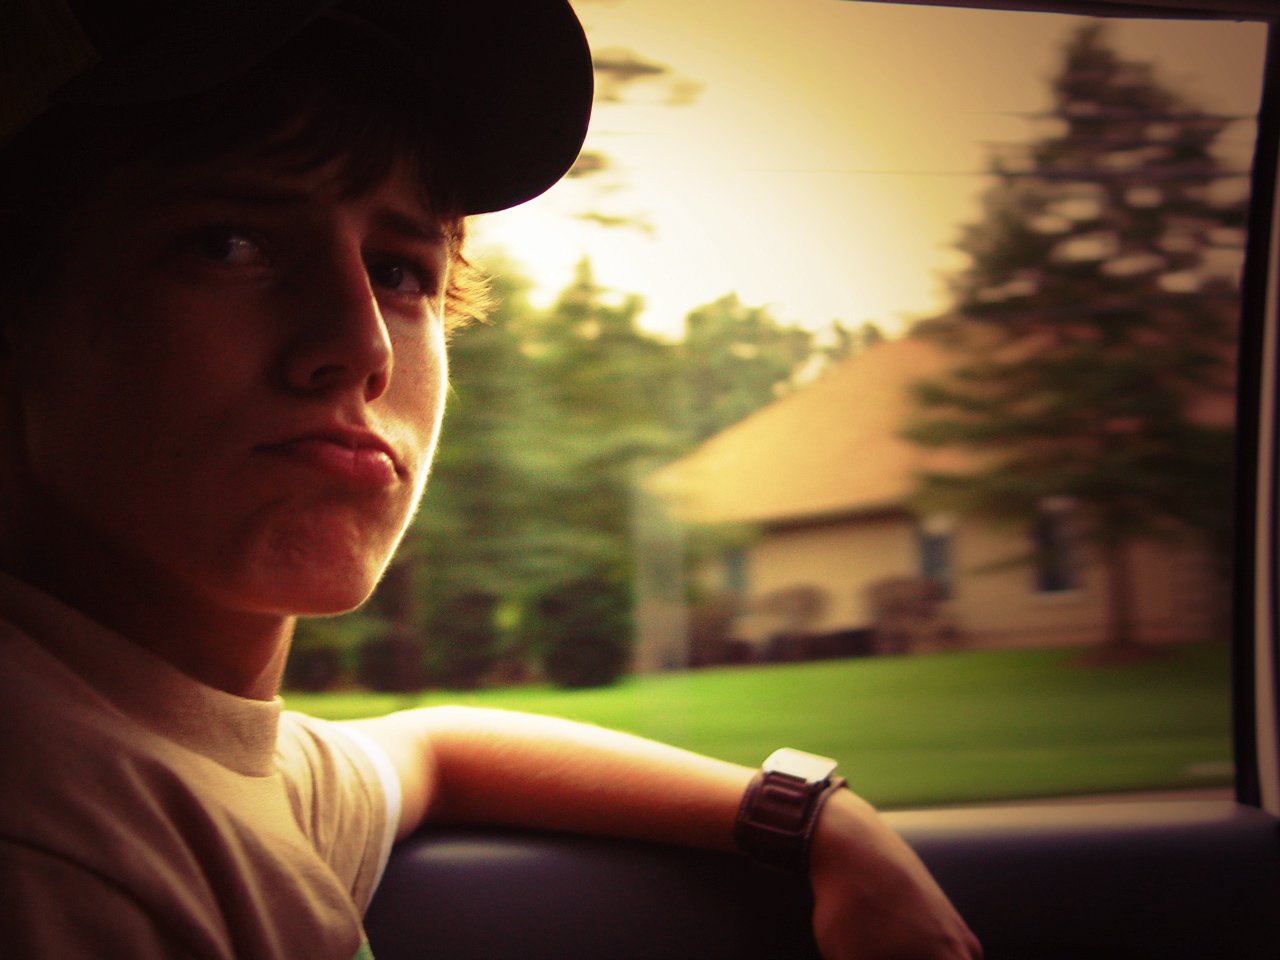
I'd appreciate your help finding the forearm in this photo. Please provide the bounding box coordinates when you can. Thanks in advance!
[415,705,753,849]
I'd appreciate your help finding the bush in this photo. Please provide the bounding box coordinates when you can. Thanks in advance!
[356,633,427,692]
[283,645,344,692]
[529,577,632,689]
[424,592,503,689]
[285,611,386,692]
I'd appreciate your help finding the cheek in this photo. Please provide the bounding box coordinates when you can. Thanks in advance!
[380,330,448,527]
[399,322,449,437]
[423,347,449,450]
[10,285,266,529]
[11,308,128,481]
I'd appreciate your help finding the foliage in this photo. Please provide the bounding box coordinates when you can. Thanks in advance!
[356,635,428,693]
[677,293,815,445]
[421,592,504,689]
[286,610,386,691]
[292,257,825,691]
[904,23,1243,647]
[526,575,634,689]
[398,263,548,687]
[503,260,682,686]
[518,259,683,583]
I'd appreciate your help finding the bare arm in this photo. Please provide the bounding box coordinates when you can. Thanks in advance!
[343,705,751,845]
[341,705,981,959]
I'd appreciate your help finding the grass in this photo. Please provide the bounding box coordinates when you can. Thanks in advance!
[283,642,1233,808]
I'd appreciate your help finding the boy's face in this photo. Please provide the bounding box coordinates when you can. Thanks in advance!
[2,147,449,621]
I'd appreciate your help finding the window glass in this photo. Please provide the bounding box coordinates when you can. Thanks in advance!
[286,0,1267,808]
[917,521,953,593]
[724,548,750,596]
[1032,499,1082,594]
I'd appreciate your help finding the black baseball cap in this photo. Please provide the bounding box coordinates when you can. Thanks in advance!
[0,0,594,214]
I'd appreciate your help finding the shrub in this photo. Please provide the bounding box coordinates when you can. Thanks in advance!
[530,577,632,688]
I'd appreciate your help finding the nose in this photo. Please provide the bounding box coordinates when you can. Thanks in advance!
[280,249,393,401]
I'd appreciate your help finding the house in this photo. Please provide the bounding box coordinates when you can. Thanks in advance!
[636,336,1230,669]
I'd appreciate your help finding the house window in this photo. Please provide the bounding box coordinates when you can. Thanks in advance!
[917,516,954,596]
[1033,498,1081,593]
[723,548,749,595]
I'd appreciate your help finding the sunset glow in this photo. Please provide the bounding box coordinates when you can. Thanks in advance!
[470,0,1265,338]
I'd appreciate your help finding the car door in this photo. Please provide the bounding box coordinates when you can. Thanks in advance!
[365,0,1280,957]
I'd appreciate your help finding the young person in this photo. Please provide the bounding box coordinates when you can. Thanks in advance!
[0,2,981,957]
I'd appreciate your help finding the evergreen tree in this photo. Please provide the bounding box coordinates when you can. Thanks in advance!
[516,259,682,684]
[678,293,814,444]
[404,261,548,686]
[905,23,1244,648]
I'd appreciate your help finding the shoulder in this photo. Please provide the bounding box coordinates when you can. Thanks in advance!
[275,711,394,807]
[277,711,400,909]
[0,637,216,902]
[0,839,202,959]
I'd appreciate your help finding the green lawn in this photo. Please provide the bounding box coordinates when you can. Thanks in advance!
[284,643,1233,808]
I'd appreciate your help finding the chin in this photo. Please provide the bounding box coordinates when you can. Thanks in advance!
[227,511,401,616]
[234,584,374,620]
[220,551,387,618]
[264,567,384,617]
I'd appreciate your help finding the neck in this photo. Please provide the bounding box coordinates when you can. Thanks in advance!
[0,545,294,701]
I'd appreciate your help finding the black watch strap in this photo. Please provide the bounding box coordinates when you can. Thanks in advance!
[733,749,847,873]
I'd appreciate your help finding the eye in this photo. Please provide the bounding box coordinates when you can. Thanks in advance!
[368,259,435,298]
[186,227,267,266]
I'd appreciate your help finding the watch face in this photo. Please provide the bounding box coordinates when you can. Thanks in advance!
[763,748,839,784]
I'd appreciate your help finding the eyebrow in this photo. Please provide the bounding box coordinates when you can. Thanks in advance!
[372,209,447,247]
[144,181,313,210]
[143,181,446,246]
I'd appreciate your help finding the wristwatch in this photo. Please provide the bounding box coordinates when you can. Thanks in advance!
[733,748,847,872]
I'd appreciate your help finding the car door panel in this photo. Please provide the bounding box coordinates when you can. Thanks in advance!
[366,799,1280,959]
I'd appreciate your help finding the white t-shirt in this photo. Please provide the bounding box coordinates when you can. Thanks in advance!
[0,572,398,959]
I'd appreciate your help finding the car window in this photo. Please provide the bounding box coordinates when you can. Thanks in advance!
[285,0,1269,809]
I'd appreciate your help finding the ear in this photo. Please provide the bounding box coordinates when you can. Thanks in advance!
[0,297,21,484]
[0,289,31,409]
[0,301,13,400]
[0,296,16,396]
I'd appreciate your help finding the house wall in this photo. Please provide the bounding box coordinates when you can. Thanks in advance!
[948,519,1223,648]
[731,515,917,645]
[723,514,1224,650]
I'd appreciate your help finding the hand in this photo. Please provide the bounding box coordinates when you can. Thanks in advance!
[808,790,982,959]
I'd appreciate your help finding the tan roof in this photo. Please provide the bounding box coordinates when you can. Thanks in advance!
[650,332,1238,529]
[649,337,968,526]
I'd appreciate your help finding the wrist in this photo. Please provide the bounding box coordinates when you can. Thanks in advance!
[807,785,927,893]
[733,748,848,872]
[808,786,878,875]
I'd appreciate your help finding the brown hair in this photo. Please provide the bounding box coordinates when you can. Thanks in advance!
[0,16,490,331]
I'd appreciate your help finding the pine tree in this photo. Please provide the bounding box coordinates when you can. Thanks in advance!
[905,22,1245,648]
[512,259,684,685]
[405,262,546,687]
[677,294,814,444]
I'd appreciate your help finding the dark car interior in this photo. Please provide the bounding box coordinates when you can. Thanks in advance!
[365,0,1280,957]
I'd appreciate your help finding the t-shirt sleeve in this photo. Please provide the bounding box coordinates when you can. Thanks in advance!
[274,712,399,913]
[0,841,201,959]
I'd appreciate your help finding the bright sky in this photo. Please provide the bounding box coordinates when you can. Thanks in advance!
[469,0,1267,340]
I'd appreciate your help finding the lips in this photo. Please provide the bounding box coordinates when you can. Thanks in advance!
[257,428,404,488]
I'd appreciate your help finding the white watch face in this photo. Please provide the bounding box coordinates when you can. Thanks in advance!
[763,748,839,784]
